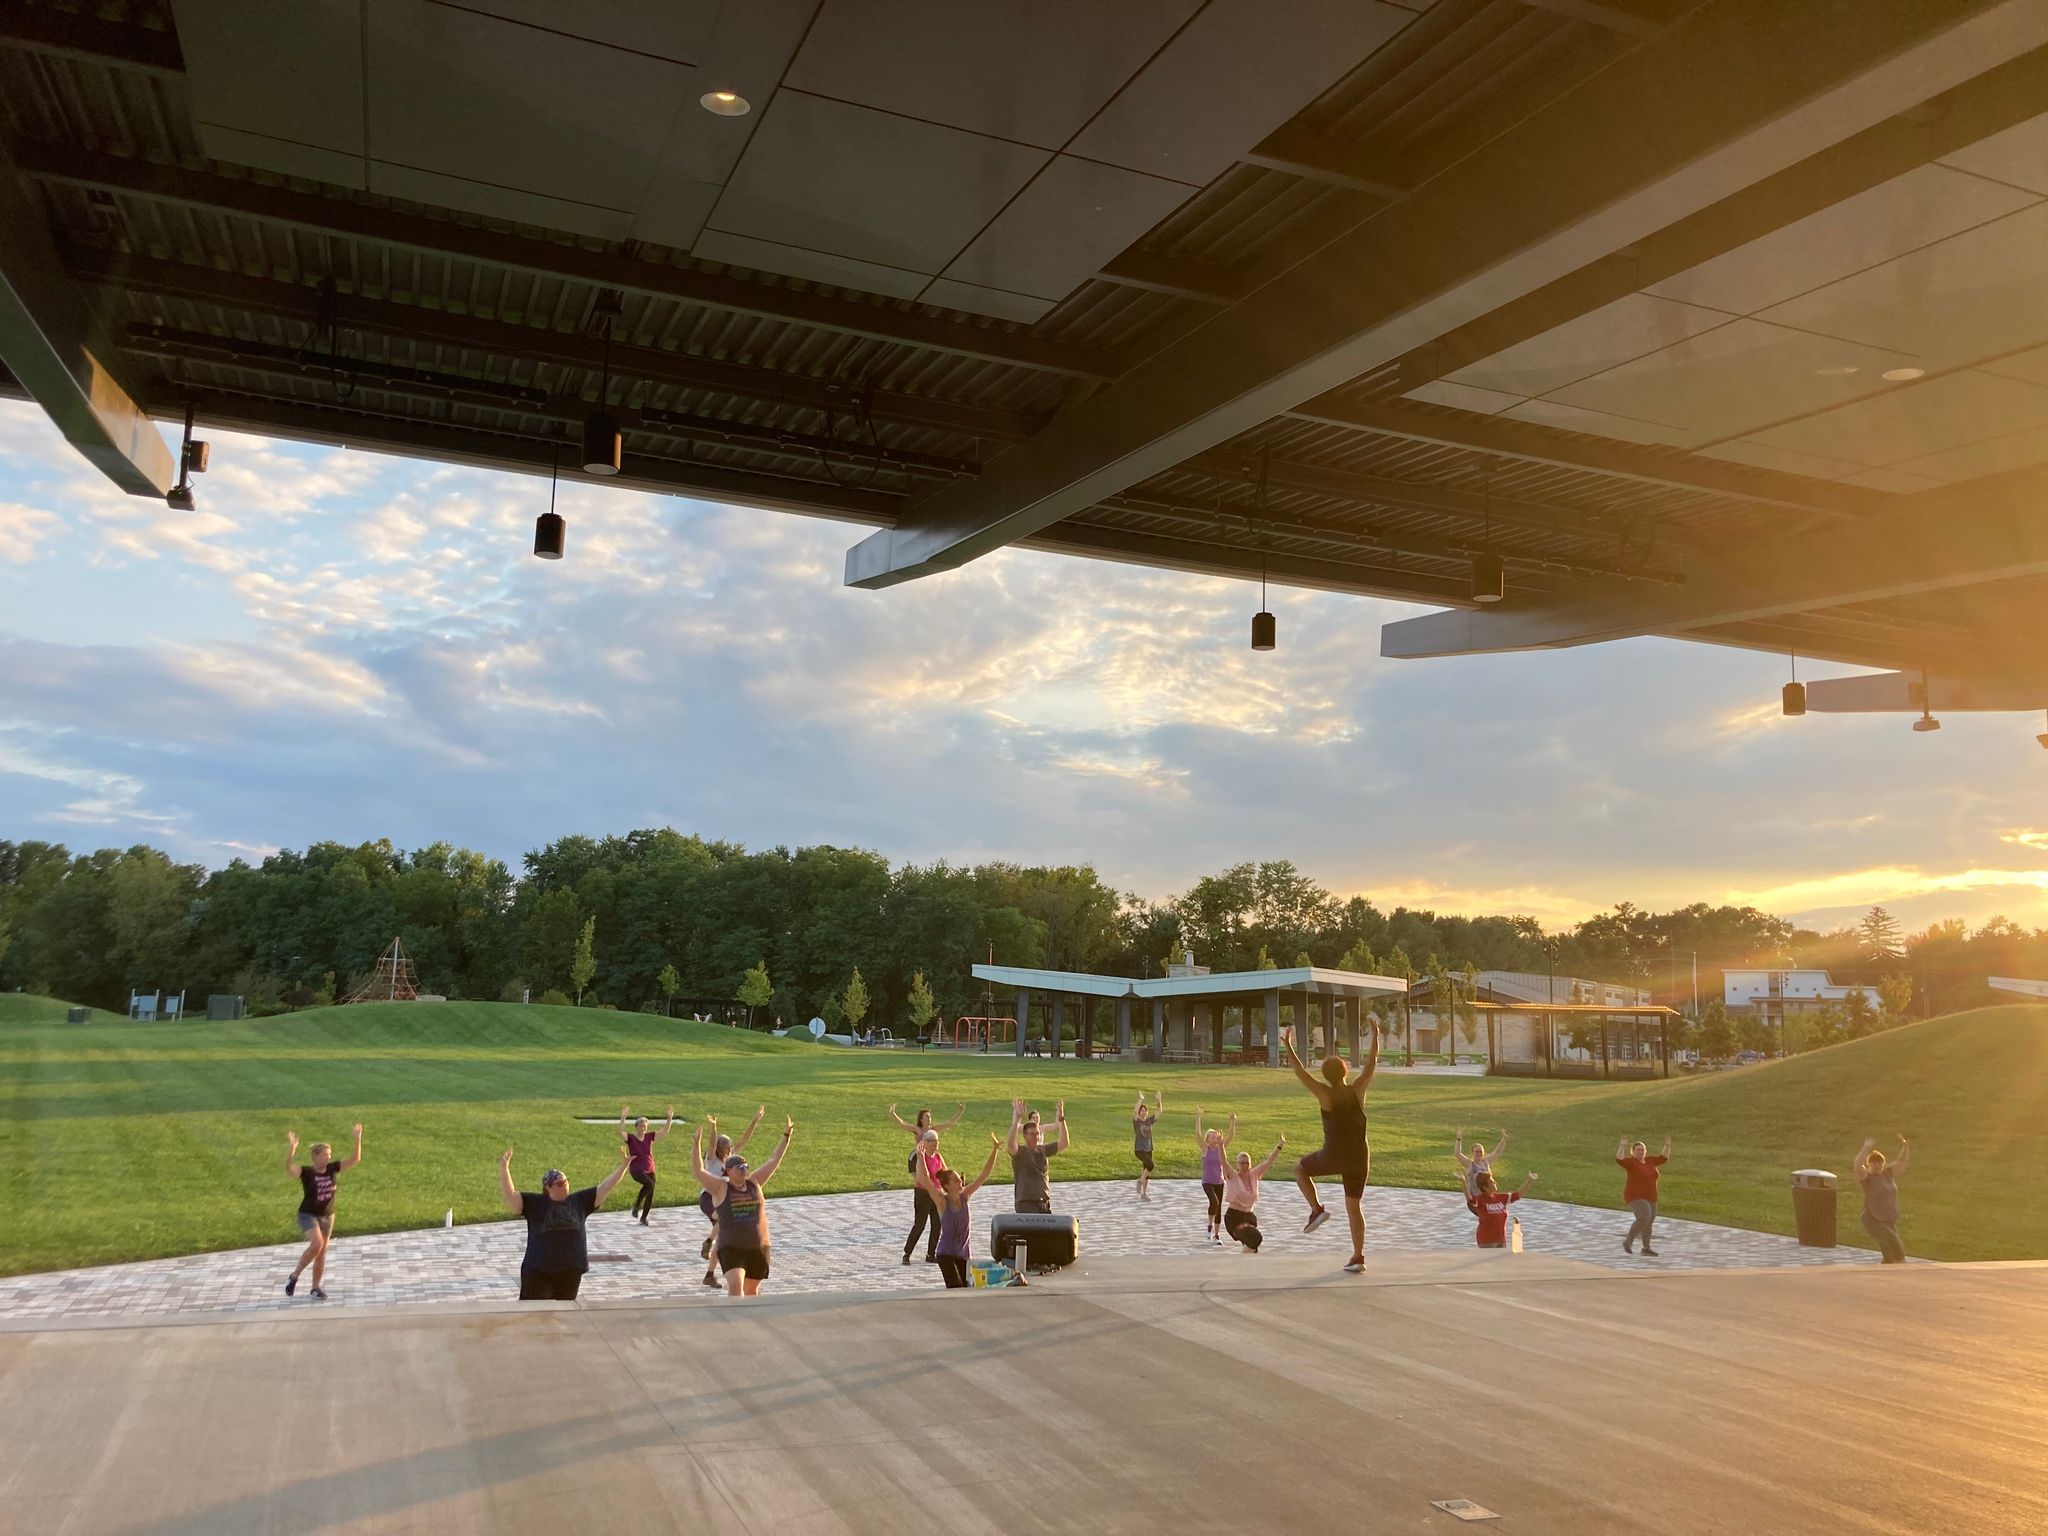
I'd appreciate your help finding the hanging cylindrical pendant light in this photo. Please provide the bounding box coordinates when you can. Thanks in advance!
[1782,652,1805,716]
[534,446,565,559]
[1250,453,1276,651]
[1471,468,1505,602]
[1470,552,1505,604]
[581,319,621,475]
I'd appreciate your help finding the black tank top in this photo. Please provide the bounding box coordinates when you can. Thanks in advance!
[1320,1094,1367,1155]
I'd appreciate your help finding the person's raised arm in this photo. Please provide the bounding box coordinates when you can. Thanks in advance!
[618,1103,629,1144]
[1054,1098,1071,1153]
[1356,1019,1381,1090]
[1453,1127,1472,1169]
[1279,1027,1324,1098]
[1224,1113,1238,1149]
[1660,1134,1673,1160]
[1253,1134,1287,1179]
[1194,1105,1207,1150]
[1006,1099,1024,1156]
[656,1104,675,1141]
[338,1122,364,1172]
[1616,1136,1632,1164]
[499,1147,522,1214]
[887,1103,916,1137]
[1517,1171,1539,1196]
[1153,1090,1165,1116]
[283,1129,300,1177]
[754,1116,796,1185]
[690,1126,723,1196]
[1893,1136,1911,1176]
[733,1105,766,1153]
[913,1152,940,1197]
[964,1132,1002,1197]
[594,1144,630,1205]
[935,1102,966,1132]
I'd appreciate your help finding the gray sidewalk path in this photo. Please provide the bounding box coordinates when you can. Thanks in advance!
[0,1179,1881,1324]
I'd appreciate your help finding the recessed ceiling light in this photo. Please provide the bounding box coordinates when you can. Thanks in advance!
[1814,365,1860,377]
[700,90,750,116]
[1881,366,1926,382]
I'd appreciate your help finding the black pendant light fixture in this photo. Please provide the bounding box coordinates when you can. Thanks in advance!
[1911,668,1940,732]
[1250,453,1275,651]
[1471,466,1504,603]
[1782,652,1806,716]
[581,310,621,475]
[533,445,565,560]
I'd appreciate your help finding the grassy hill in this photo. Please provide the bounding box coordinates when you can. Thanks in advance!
[0,996,2038,1275]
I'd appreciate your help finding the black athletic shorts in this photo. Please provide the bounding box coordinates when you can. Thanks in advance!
[718,1245,771,1280]
[1134,1150,1154,1171]
[1298,1140,1370,1199]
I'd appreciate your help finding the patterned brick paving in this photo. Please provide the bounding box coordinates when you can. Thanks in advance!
[0,1176,1891,1325]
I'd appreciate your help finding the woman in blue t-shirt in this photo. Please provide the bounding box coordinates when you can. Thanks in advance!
[499,1144,631,1301]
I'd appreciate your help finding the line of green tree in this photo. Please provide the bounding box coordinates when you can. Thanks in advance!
[2,834,2037,1028]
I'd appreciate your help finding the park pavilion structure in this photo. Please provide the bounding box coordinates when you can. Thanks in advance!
[971,962,1405,1066]
[1481,1001,1679,1079]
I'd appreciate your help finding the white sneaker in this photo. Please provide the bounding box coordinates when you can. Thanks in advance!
[1342,1257,1366,1274]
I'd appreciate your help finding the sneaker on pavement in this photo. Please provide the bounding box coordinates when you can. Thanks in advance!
[310,1287,327,1300]
[284,1276,297,1297]
[1641,1246,1660,1257]
[1303,1207,1331,1235]
[1342,1257,1366,1274]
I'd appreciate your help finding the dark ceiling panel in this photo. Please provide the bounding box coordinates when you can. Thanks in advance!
[709,90,1048,276]
[942,155,1195,302]
[782,0,1198,150]
[1070,0,1412,183]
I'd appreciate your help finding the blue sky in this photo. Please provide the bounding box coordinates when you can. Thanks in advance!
[2,398,2043,935]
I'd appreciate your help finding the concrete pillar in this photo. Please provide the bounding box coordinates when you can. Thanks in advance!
[1014,988,1029,1057]
[1176,1000,1193,1053]
[1050,995,1064,1059]
[1151,997,1165,1056]
[1265,989,1281,1067]
[1116,996,1131,1053]
[1346,997,1361,1064]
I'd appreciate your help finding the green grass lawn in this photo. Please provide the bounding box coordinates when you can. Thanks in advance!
[0,994,2040,1275]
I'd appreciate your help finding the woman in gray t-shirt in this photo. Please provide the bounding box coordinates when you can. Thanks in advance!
[1132,1090,1163,1200]
[1855,1135,1910,1264]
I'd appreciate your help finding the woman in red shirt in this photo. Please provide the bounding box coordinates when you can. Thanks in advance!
[1467,1168,1537,1248]
[1616,1135,1672,1257]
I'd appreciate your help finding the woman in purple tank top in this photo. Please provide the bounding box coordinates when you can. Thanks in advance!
[617,1103,674,1226]
[915,1132,1002,1288]
[1195,1107,1236,1245]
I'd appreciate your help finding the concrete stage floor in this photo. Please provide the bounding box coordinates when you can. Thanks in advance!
[2,1251,2043,1535]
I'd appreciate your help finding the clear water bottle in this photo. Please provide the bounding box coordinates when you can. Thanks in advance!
[444,1209,454,1229]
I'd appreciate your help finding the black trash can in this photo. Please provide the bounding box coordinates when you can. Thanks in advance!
[1790,1169,1838,1247]
[66,1006,90,1024]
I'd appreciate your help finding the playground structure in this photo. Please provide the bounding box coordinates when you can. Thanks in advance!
[945,1015,1016,1051]
[342,937,420,1005]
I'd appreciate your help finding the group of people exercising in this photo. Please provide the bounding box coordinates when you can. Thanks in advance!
[278,1013,1916,1304]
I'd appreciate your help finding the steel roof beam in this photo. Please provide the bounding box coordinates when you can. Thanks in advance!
[1240,126,1413,199]
[67,248,1048,442]
[0,142,175,496]
[1517,0,1690,41]
[845,0,2039,590]
[0,8,183,76]
[13,143,1114,379]
[1287,395,1879,518]
[1379,475,2048,679]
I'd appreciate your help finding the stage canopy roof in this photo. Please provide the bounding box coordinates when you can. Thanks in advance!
[6,1,2048,714]
[972,964,1406,1000]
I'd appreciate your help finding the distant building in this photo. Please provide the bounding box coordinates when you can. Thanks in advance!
[1723,968,1880,1026]
[1989,977,2048,1001]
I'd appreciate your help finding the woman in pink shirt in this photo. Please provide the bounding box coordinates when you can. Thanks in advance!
[1221,1134,1286,1252]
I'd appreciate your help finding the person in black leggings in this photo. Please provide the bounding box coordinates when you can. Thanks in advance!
[890,1102,965,1263]
[916,1133,1003,1288]
[618,1102,674,1226]
[902,1130,947,1264]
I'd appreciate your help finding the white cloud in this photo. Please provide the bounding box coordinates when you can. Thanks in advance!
[1,396,2046,931]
